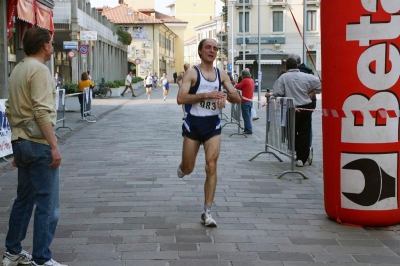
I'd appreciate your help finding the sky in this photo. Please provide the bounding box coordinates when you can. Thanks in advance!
[89,0,223,16]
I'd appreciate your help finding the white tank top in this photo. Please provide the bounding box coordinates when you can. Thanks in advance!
[185,66,221,117]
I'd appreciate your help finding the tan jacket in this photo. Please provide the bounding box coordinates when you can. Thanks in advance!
[5,57,56,145]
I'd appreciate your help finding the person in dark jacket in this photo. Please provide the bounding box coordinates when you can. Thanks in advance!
[173,72,178,83]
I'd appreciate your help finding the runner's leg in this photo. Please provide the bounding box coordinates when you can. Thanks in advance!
[202,135,221,206]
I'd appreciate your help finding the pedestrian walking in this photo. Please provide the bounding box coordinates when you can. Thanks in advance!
[144,72,153,100]
[121,71,136,97]
[87,70,92,81]
[173,72,177,83]
[53,72,61,89]
[78,72,94,118]
[235,69,254,134]
[265,57,321,167]
[176,39,241,227]
[2,27,66,266]
[160,72,170,101]
[177,63,190,119]
[152,72,159,90]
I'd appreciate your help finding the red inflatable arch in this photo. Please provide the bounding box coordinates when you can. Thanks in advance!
[321,0,400,226]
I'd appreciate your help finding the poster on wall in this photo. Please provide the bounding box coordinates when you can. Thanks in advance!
[0,99,13,158]
[143,40,152,48]
[128,45,135,58]
[135,49,146,58]
[132,26,148,39]
[140,59,152,75]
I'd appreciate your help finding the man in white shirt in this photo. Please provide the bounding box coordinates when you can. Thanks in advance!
[121,71,136,97]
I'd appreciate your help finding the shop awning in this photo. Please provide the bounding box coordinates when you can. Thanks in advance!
[17,0,35,24]
[260,60,282,65]
[35,2,54,32]
[7,0,18,39]
[235,60,254,65]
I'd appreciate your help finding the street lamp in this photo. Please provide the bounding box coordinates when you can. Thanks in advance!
[229,0,236,69]
[242,0,245,71]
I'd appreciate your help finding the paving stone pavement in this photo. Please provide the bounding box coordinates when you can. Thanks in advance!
[1,84,400,266]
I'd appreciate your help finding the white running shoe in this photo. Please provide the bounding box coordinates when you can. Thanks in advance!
[2,250,32,266]
[177,166,185,178]
[201,211,217,227]
[296,160,304,167]
[30,259,68,266]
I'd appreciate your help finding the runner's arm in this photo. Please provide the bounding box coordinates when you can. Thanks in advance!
[219,70,241,104]
[177,68,226,105]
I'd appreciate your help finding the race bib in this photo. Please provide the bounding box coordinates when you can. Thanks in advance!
[197,100,217,110]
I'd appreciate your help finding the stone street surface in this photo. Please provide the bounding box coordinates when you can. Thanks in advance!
[1,84,400,266]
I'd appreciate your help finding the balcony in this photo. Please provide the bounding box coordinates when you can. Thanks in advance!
[307,0,320,6]
[269,0,287,7]
[235,0,252,8]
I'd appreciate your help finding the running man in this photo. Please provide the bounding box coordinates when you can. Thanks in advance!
[177,39,241,227]
[177,63,190,119]
[152,72,159,91]
[144,72,153,100]
[160,72,170,101]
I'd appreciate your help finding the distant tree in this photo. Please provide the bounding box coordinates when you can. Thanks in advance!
[116,28,132,45]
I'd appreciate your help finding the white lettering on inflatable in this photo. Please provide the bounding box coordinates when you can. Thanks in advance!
[357,43,400,90]
[362,0,400,13]
[342,92,398,143]
[346,15,400,46]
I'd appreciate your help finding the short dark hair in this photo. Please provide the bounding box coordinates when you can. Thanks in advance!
[23,27,51,56]
[286,58,298,70]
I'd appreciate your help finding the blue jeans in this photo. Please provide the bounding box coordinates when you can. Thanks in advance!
[241,102,253,133]
[6,139,60,265]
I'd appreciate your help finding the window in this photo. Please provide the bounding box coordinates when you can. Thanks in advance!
[273,11,283,32]
[239,11,250,33]
[307,10,317,31]
[305,51,316,69]
[197,33,201,42]
[213,29,216,38]
[238,0,250,3]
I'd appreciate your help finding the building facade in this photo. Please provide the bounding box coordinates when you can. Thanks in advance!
[223,0,321,88]
[53,0,128,84]
[226,0,321,69]
[1,0,56,98]
[167,0,217,41]
[102,5,187,79]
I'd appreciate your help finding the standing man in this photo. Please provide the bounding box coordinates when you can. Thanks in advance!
[121,71,136,97]
[235,69,254,134]
[3,28,66,266]
[173,72,178,83]
[177,39,241,227]
[177,63,190,119]
[144,72,153,100]
[265,57,321,167]
[289,54,316,164]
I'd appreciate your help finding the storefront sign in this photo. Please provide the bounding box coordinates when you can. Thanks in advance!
[236,37,285,45]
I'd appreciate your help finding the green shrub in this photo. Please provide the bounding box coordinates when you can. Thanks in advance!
[105,81,119,88]
[132,77,143,83]
[114,80,125,86]
[62,82,79,94]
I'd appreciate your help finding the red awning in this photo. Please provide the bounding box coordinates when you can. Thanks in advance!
[7,0,18,39]
[17,0,35,24]
[35,2,54,32]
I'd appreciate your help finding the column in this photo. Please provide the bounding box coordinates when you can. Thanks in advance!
[0,0,8,98]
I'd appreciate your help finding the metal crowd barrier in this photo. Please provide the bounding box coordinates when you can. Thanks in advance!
[56,89,72,135]
[78,88,98,123]
[249,96,308,179]
[221,90,246,138]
